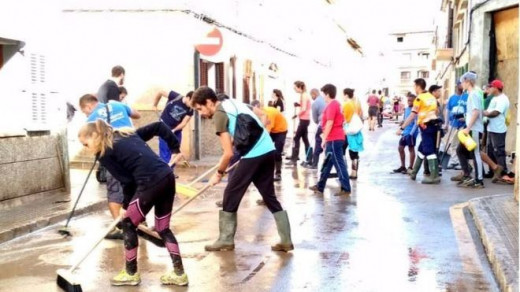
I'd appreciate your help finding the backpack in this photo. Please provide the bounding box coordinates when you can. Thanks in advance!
[222,101,264,156]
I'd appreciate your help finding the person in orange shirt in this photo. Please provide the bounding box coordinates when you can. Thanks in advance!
[342,88,364,179]
[251,100,288,181]
[397,78,441,184]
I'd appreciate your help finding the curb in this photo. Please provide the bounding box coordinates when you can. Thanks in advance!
[468,194,519,292]
[0,200,106,245]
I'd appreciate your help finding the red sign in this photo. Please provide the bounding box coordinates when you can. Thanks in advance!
[195,27,223,56]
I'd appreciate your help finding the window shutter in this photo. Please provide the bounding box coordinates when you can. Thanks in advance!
[200,59,209,86]
[27,53,48,131]
[215,62,224,94]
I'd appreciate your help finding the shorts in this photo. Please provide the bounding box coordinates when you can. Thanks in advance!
[368,106,379,118]
[106,171,124,204]
[399,135,416,147]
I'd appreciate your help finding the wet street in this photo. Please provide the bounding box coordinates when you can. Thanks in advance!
[0,125,511,292]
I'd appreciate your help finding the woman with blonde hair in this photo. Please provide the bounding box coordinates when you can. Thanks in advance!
[78,120,188,287]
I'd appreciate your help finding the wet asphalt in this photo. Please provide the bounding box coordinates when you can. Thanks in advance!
[0,123,512,292]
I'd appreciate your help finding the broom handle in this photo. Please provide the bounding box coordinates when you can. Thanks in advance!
[188,164,219,187]
[69,216,121,272]
[173,161,240,216]
[64,157,98,228]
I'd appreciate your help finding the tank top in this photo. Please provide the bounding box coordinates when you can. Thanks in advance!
[299,93,311,120]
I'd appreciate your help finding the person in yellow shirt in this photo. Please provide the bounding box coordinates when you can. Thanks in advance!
[251,100,288,181]
[397,78,441,184]
[342,88,364,179]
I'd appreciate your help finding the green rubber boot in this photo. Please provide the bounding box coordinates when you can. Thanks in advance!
[422,158,441,184]
[205,211,237,251]
[409,157,423,181]
[271,210,294,252]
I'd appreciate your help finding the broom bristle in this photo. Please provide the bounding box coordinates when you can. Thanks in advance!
[56,269,82,292]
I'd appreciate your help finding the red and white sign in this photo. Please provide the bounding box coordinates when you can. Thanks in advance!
[195,27,223,56]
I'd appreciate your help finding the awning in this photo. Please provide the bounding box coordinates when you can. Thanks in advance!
[0,37,25,47]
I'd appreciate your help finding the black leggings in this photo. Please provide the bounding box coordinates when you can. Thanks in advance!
[343,136,359,160]
[293,119,310,157]
[123,173,183,274]
[223,151,283,213]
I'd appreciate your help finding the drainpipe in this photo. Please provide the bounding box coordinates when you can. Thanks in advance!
[193,50,201,160]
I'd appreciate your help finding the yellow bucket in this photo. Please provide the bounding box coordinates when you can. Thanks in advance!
[458,130,477,151]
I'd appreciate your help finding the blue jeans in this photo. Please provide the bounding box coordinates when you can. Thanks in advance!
[159,130,183,167]
[312,127,323,167]
[317,140,351,192]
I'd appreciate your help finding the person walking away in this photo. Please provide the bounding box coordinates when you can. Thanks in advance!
[152,90,194,169]
[287,81,311,163]
[305,88,326,169]
[453,72,485,188]
[191,86,293,252]
[367,90,380,131]
[309,84,351,196]
[377,90,385,127]
[271,89,285,113]
[80,94,141,239]
[397,78,441,184]
[251,100,288,181]
[483,79,510,183]
[79,120,188,286]
[393,94,418,174]
[342,88,364,179]
[97,65,126,104]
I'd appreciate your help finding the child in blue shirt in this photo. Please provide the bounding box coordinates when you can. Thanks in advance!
[393,94,419,173]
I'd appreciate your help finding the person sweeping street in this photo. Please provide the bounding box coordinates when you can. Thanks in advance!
[191,86,294,253]
[397,78,441,184]
[78,120,188,286]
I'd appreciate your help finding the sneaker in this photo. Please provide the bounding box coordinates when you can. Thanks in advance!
[111,269,141,286]
[457,178,476,187]
[304,164,318,170]
[451,173,467,182]
[105,228,124,240]
[459,179,484,188]
[273,174,282,182]
[334,189,351,196]
[309,185,323,195]
[393,166,406,173]
[160,270,189,286]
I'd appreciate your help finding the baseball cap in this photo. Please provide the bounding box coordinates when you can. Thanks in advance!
[488,79,504,90]
[428,85,442,93]
[460,71,477,83]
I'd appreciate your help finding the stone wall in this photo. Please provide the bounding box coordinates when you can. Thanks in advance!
[0,131,70,202]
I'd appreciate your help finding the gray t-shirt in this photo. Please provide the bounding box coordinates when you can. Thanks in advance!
[465,88,484,133]
[311,95,326,125]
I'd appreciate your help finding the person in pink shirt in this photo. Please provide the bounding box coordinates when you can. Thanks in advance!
[287,81,311,163]
[367,90,380,131]
[309,84,351,196]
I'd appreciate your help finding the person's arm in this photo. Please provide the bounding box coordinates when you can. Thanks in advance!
[483,99,503,118]
[396,112,417,135]
[135,122,180,154]
[130,108,141,119]
[321,120,333,148]
[172,115,192,132]
[209,132,234,186]
[153,90,169,112]
[484,110,501,118]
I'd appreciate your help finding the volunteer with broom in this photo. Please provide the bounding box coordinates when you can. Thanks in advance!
[78,120,188,286]
[191,86,294,252]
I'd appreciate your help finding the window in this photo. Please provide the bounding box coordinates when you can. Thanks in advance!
[400,71,411,80]
[397,37,404,43]
[418,52,429,60]
[417,71,429,78]
[215,62,224,94]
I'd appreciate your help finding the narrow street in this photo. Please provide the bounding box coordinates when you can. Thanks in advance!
[0,123,510,292]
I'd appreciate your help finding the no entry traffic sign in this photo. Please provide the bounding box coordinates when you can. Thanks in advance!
[195,27,223,56]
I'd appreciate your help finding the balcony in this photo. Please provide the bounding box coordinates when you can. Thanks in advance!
[436,48,453,61]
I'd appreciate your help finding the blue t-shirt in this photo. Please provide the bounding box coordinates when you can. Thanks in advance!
[487,93,510,133]
[220,100,275,159]
[87,101,133,129]
[402,107,418,137]
[447,93,468,128]
[160,91,193,128]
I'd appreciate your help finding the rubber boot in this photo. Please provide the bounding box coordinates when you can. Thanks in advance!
[205,211,237,251]
[422,158,441,184]
[409,157,423,181]
[274,161,282,181]
[350,159,358,179]
[271,210,294,252]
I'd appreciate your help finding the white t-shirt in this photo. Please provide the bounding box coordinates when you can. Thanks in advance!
[487,93,510,133]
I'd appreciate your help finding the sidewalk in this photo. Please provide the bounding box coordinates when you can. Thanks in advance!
[0,169,106,244]
[468,194,519,292]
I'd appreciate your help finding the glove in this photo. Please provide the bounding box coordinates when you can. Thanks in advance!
[292,115,298,119]
[294,102,301,107]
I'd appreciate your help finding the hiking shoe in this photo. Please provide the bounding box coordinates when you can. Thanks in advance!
[457,178,476,187]
[459,179,484,188]
[451,173,467,182]
[456,176,472,185]
[334,189,351,196]
[309,185,323,195]
[393,166,406,173]
[105,228,124,240]
[111,269,141,286]
[160,271,189,286]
